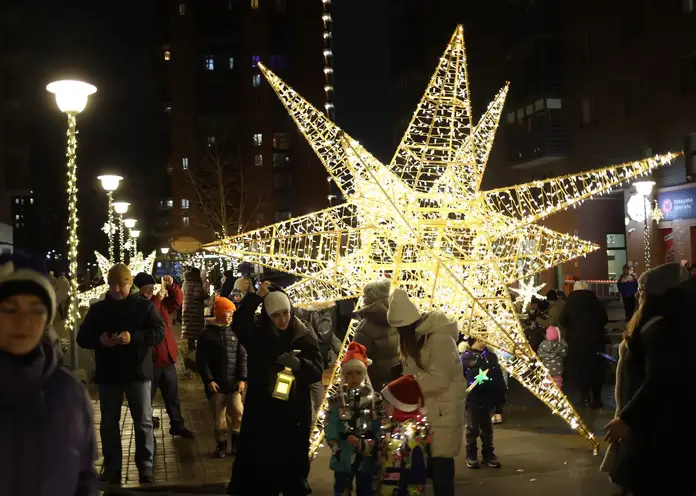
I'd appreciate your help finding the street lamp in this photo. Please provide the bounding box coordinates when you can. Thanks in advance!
[46,79,97,372]
[113,201,130,263]
[98,174,122,263]
[130,229,141,257]
[160,247,170,254]
[123,218,137,229]
[632,180,657,271]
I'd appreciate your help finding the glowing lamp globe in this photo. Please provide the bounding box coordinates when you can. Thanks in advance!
[123,218,137,229]
[46,80,97,114]
[131,229,141,239]
[634,181,655,197]
[98,175,123,192]
[160,247,170,254]
[113,202,130,215]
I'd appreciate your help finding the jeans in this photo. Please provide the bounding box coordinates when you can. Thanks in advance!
[152,364,184,430]
[209,392,244,442]
[465,404,494,459]
[333,471,373,496]
[429,457,455,496]
[99,381,154,474]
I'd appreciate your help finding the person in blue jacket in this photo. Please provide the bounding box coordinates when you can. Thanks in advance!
[617,264,638,320]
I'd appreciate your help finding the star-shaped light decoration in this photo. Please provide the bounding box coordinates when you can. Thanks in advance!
[510,277,546,314]
[466,368,490,393]
[650,202,664,223]
[78,251,158,307]
[204,26,680,455]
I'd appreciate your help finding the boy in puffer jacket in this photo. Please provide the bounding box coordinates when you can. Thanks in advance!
[459,337,506,469]
[537,326,568,387]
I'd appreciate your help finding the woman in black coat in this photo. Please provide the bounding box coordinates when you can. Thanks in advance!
[227,281,323,496]
[602,263,695,495]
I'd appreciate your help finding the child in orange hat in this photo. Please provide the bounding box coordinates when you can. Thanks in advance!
[325,341,385,496]
[197,297,247,457]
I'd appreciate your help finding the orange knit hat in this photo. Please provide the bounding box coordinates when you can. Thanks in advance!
[214,296,236,320]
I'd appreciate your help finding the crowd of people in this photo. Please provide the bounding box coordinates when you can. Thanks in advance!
[0,250,692,495]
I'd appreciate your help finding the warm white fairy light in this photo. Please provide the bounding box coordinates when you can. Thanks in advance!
[204,26,679,455]
[510,278,546,314]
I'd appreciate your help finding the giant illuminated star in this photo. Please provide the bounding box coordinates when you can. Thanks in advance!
[204,26,679,454]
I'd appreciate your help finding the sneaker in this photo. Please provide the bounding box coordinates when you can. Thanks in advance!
[99,471,121,485]
[139,470,154,484]
[466,458,480,469]
[214,441,227,458]
[170,426,195,439]
[153,416,160,428]
[482,455,501,468]
[492,414,503,424]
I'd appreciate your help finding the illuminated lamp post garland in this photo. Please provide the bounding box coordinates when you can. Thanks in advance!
[113,202,130,263]
[124,218,138,259]
[130,229,141,257]
[46,79,97,371]
[203,26,681,456]
[98,175,122,263]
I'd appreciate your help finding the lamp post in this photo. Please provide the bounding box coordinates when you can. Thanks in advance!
[160,247,170,255]
[46,79,97,371]
[98,175,122,263]
[130,229,141,257]
[124,218,137,258]
[113,202,130,263]
[633,180,656,271]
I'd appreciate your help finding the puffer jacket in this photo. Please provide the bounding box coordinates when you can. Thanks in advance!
[182,280,206,340]
[352,299,400,390]
[197,321,248,397]
[403,311,466,458]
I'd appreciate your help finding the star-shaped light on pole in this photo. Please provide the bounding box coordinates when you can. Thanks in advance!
[204,26,680,455]
[511,277,547,314]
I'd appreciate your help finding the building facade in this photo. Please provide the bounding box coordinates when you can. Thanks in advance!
[155,0,329,247]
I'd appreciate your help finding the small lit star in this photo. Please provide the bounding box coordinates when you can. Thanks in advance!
[510,278,546,313]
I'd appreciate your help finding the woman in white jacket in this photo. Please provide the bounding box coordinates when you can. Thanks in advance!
[387,288,466,496]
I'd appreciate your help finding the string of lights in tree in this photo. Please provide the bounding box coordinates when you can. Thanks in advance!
[204,26,680,456]
[64,114,80,336]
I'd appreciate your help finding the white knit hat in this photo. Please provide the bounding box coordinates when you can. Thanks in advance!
[573,281,589,291]
[387,288,422,327]
[264,291,291,316]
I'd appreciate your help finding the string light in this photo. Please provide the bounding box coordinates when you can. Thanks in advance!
[107,191,115,262]
[510,277,546,314]
[321,0,334,120]
[204,26,680,456]
[64,114,80,337]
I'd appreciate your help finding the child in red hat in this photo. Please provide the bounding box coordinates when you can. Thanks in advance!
[325,342,384,496]
[378,375,431,495]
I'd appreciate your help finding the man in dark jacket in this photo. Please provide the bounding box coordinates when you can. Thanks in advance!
[133,272,193,438]
[77,264,165,485]
[197,297,247,457]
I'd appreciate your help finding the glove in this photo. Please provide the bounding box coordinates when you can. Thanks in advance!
[277,352,301,371]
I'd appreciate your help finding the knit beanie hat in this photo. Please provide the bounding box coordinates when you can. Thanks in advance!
[381,375,427,414]
[0,253,57,322]
[341,341,372,374]
[108,263,132,286]
[264,290,292,316]
[387,288,422,328]
[133,272,156,288]
[546,326,560,341]
[214,296,236,320]
[573,280,589,291]
[363,279,391,304]
[638,262,689,297]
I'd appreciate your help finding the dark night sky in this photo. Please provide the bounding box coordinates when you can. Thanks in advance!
[28,1,160,262]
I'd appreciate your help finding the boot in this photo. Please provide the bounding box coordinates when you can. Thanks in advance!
[214,441,227,458]
[228,433,238,455]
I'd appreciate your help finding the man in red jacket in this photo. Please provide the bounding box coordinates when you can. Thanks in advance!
[134,272,193,438]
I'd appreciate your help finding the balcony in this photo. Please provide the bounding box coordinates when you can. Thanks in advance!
[505,101,566,169]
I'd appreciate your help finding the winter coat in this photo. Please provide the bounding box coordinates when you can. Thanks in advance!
[403,311,466,458]
[537,338,568,376]
[535,299,565,331]
[559,289,607,357]
[227,292,323,496]
[0,338,98,496]
[77,292,165,384]
[197,321,248,397]
[150,282,183,368]
[182,279,206,340]
[459,344,506,411]
[352,299,401,390]
[601,315,695,492]
[296,304,340,368]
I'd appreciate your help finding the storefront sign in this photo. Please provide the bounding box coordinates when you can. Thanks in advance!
[657,186,696,221]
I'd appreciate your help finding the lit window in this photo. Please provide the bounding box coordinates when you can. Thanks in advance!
[15,214,20,220]
[205,55,215,71]
[254,154,263,166]
[166,199,174,208]
[228,0,233,10]
[252,74,261,87]
[29,198,33,205]
[182,216,190,227]
[251,0,259,8]
[272,132,290,150]
[252,55,260,67]
[167,164,172,174]
[164,103,171,114]
[164,50,171,61]
[181,199,190,209]
[229,57,235,70]
[14,198,19,204]
[208,136,216,146]
[178,3,185,15]
[253,133,263,146]
[182,157,189,169]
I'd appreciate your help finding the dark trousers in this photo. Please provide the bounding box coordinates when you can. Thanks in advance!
[429,457,455,496]
[465,404,494,459]
[333,471,372,496]
[152,363,184,430]
[622,296,636,321]
[569,352,605,405]
[99,381,154,474]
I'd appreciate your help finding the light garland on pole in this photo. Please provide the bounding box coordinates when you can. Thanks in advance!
[98,175,122,264]
[46,79,97,371]
[204,26,680,456]
[113,202,130,263]
[321,0,334,120]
